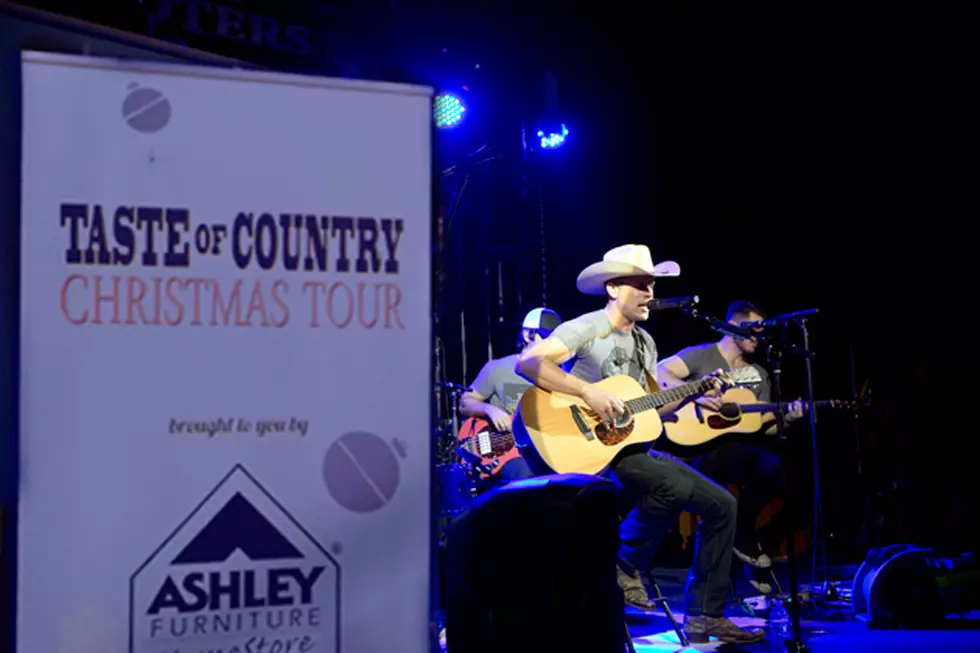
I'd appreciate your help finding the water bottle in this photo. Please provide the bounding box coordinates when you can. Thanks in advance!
[769,597,790,650]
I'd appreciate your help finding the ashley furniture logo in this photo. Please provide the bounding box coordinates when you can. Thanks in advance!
[129,465,340,653]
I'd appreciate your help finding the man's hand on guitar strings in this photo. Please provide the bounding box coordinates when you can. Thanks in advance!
[695,395,726,411]
[485,405,513,432]
[785,398,805,423]
[703,368,733,395]
[694,369,732,411]
[582,384,625,426]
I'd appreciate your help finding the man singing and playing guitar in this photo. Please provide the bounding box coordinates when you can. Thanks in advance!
[458,307,564,482]
[657,300,805,594]
[515,245,765,645]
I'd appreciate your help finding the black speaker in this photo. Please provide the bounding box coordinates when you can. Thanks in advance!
[444,473,625,653]
[853,545,980,628]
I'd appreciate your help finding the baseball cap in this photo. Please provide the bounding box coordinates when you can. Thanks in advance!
[522,307,561,336]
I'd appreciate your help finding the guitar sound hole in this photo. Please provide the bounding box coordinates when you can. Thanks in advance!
[719,403,741,419]
[612,411,632,429]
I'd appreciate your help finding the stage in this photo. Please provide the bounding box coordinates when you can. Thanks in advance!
[624,562,980,652]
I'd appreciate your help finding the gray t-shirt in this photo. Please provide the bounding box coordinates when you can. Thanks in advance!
[551,309,658,391]
[469,353,532,413]
[673,342,770,401]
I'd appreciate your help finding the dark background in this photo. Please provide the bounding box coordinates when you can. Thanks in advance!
[3,0,974,572]
[430,2,974,561]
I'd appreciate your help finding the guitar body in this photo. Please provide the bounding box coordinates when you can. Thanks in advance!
[660,386,859,457]
[512,375,663,475]
[457,416,521,479]
[662,387,767,447]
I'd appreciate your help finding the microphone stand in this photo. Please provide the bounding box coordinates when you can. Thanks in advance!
[760,311,830,607]
[799,316,830,604]
[682,308,813,652]
[765,326,808,652]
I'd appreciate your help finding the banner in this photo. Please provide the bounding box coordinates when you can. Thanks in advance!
[18,51,431,653]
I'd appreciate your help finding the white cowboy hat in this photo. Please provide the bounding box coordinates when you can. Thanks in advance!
[576,244,680,295]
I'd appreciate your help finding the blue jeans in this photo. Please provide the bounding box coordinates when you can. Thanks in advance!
[612,449,736,617]
[691,441,785,554]
[497,456,535,482]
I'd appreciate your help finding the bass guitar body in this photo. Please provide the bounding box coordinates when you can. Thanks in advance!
[512,375,663,475]
[457,416,520,479]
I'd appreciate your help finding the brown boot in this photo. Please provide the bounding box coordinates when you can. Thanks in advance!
[616,565,658,612]
[684,615,766,644]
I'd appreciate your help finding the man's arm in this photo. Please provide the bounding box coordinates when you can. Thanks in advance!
[459,388,510,427]
[658,349,726,410]
[459,365,511,431]
[656,355,691,389]
[516,337,589,397]
[761,404,804,434]
[458,389,490,417]
[518,336,726,422]
[646,355,729,417]
[517,334,632,422]
[645,365,689,417]
[752,370,804,434]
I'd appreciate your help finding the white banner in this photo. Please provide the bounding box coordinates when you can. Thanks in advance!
[18,51,432,653]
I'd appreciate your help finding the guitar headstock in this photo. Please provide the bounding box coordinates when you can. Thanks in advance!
[729,366,764,386]
[826,393,871,411]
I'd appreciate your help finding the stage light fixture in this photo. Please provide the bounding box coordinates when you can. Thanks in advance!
[537,124,568,149]
[434,92,466,129]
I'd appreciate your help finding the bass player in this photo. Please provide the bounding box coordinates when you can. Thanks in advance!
[656,300,805,594]
[458,307,564,482]
[516,245,765,645]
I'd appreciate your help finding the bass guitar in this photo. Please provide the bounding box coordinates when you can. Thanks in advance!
[456,416,519,479]
[511,367,762,475]
[661,386,860,455]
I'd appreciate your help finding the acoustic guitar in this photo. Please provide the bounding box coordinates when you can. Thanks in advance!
[511,367,762,475]
[661,386,859,455]
[456,416,519,479]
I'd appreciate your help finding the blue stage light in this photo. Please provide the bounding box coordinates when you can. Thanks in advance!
[537,124,568,149]
[434,93,466,129]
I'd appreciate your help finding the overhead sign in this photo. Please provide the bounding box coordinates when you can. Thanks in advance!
[147,0,314,55]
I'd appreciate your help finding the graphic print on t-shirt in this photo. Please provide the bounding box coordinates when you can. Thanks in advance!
[599,346,642,384]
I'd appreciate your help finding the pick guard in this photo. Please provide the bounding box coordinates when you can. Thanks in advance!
[593,419,634,445]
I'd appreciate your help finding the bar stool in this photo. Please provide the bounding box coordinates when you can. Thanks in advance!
[610,490,692,649]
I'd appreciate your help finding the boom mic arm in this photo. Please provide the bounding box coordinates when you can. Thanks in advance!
[681,307,757,338]
[647,295,699,311]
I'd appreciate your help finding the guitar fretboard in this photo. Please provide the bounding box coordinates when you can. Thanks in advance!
[625,378,714,414]
[740,400,835,413]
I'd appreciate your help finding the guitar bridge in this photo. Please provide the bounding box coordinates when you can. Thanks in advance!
[570,405,595,440]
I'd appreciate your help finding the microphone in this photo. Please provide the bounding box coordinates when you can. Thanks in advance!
[647,295,699,311]
[741,308,819,328]
[681,306,758,338]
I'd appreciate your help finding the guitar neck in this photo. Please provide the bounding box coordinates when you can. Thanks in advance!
[625,378,716,415]
[741,400,835,413]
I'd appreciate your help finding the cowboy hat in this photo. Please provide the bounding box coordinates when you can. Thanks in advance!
[576,244,680,295]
